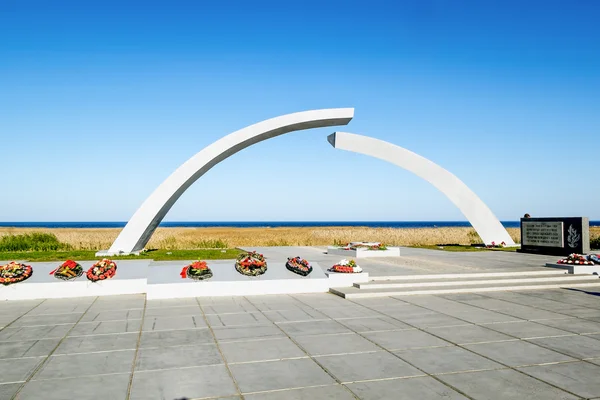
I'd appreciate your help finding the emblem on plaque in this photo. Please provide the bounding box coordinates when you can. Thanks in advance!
[567,225,580,248]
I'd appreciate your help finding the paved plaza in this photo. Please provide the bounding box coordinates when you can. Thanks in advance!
[2,248,600,399]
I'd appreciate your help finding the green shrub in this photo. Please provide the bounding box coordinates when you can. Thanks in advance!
[0,233,70,252]
[591,236,600,250]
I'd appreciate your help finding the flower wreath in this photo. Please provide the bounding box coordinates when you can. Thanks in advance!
[50,259,84,281]
[86,259,117,282]
[235,251,267,276]
[0,262,33,285]
[180,260,213,280]
[328,259,362,273]
[286,256,313,276]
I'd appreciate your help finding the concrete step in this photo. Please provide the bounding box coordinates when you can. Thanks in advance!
[355,274,593,290]
[370,270,566,282]
[331,277,600,299]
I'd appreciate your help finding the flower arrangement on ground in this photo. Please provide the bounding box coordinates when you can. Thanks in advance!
[235,251,267,276]
[86,259,117,282]
[557,254,595,265]
[286,256,313,276]
[180,261,213,280]
[328,259,362,273]
[338,242,388,251]
[50,259,84,281]
[486,241,507,249]
[0,262,33,285]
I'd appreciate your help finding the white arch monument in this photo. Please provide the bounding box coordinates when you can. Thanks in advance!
[98,108,355,255]
[328,131,515,246]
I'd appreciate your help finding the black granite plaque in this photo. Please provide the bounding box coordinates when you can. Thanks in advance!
[518,217,590,256]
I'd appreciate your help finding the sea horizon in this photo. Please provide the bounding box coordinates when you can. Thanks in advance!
[1,221,599,229]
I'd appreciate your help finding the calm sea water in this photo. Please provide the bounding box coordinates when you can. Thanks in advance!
[1,221,598,228]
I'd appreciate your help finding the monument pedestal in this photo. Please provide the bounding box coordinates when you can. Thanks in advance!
[146,261,331,299]
[327,246,400,258]
[0,260,149,301]
[519,217,590,256]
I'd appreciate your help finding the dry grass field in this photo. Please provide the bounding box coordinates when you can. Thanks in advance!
[1,226,598,251]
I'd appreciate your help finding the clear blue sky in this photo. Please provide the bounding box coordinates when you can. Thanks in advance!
[1,0,599,222]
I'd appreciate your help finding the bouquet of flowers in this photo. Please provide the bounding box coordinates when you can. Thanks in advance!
[340,242,387,251]
[86,259,117,282]
[0,262,33,285]
[235,251,267,276]
[286,256,313,276]
[557,254,595,265]
[328,259,362,273]
[50,259,84,281]
[180,261,213,280]
[589,254,600,264]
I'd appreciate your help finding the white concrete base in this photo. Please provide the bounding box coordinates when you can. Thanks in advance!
[545,262,600,275]
[326,246,401,258]
[0,260,149,301]
[325,271,369,287]
[95,250,141,257]
[147,261,331,299]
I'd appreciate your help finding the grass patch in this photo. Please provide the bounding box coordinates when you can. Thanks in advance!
[0,233,71,252]
[0,248,243,262]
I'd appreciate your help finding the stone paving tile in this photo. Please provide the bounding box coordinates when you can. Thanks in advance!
[465,340,575,367]
[396,345,504,374]
[315,351,423,382]
[0,324,74,341]
[69,319,142,336]
[528,335,600,359]
[425,323,515,344]
[139,327,213,348]
[201,302,259,315]
[336,316,413,332]
[213,324,284,341]
[262,307,327,323]
[54,332,138,355]
[293,332,381,356]
[291,293,350,308]
[206,311,271,327]
[130,364,238,400]
[450,310,523,324]
[34,350,135,379]
[347,376,469,400]
[519,361,600,398]
[362,329,451,351]
[143,305,202,317]
[230,358,335,393]
[79,309,143,322]
[142,314,207,331]
[535,317,600,334]
[144,298,199,308]
[394,312,473,328]
[484,321,574,339]
[136,343,223,371]
[317,305,384,319]
[17,373,130,400]
[87,298,145,312]
[0,382,21,399]
[437,369,579,400]
[244,385,356,399]
[25,300,94,316]
[561,308,600,319]
[219,337,305,363]
[0,357,44,383]
[11,313,84,327]
[277,320,352,337]
[0,338,61,359]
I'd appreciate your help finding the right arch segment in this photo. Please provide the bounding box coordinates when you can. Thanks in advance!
[328,132,515,246]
